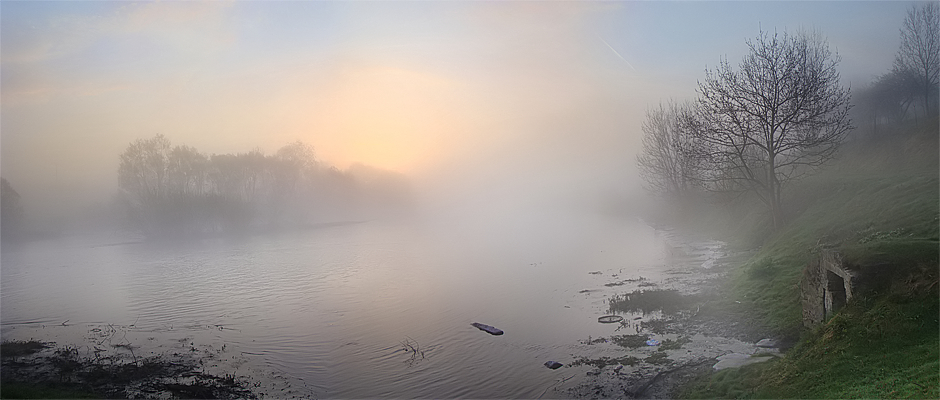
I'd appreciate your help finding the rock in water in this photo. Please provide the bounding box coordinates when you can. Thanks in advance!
[544,361,563,369]
[471,322,504,335]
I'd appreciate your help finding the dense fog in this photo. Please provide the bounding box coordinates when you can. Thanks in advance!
[1,1,914,239]
[2,2,937,399]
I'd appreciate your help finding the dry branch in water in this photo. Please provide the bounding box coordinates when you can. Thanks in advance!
[399,337,426,366]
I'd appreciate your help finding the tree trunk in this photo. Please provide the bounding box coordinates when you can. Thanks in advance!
[768,155,781,231]
[926,81,933,116]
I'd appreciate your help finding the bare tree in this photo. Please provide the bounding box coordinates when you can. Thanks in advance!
[118,134,172,205]
[636,101,705,196]
[853,68,920,137]
[167,145,208,198]
[895,2,939,117]
[696,30,852,229]
[273,141,317,195]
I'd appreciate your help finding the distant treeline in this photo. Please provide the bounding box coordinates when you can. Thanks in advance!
[117,134,412,237]
[1,178,25,242]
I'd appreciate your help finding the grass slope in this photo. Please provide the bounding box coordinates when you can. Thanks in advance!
[731,168,938,339]
[681,293,939,399]
[680,121,939,398]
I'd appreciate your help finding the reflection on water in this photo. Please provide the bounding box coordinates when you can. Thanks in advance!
[2,213,678,398]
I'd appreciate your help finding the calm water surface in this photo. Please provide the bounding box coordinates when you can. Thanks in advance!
[2,212,687,398]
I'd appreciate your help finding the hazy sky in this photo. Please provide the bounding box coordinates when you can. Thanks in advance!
[0,1,918,219]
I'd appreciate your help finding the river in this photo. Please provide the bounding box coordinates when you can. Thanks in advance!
[1,210,739,398]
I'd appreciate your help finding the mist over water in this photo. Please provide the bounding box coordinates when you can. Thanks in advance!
[2,206,675,397]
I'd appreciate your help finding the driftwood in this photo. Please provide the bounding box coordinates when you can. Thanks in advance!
[399,337,425,366]
[471,322,504,335]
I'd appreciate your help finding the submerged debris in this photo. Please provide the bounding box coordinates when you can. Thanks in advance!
[399,338,426,366]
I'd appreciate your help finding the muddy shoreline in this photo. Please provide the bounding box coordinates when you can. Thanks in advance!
[1,339,268,399]
[560,228,783,399]
[1,320,306,399]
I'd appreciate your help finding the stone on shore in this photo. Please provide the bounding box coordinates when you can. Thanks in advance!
[712,353,775,371]
[755,338,778,348]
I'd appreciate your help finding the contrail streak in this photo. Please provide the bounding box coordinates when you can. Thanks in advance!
[598,35,636,71]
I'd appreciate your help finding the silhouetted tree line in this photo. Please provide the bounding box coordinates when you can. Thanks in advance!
[117,135,412,237]
[638,3,939,231]
[1,178,25,242]
[854,2,938,136]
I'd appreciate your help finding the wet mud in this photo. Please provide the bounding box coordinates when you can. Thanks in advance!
[1,338,264,399]
[561,228,780,399]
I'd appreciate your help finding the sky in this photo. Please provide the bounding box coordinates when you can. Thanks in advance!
[0,1,920,221]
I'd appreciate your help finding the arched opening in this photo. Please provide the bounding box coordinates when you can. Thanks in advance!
[826,270,847,317]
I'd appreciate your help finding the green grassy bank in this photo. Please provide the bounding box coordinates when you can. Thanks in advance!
[678,120,940,398]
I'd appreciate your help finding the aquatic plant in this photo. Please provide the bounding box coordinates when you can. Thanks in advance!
[610,334,650,349]
[608,289,702,315]
[568,355,640,369]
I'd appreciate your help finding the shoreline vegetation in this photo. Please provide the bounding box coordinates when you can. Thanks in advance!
[1,339,258,399]
[650,118,939,398]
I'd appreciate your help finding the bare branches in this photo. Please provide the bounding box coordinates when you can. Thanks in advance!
[636,100,707,197]
[691,30,852,229]
[895,2,940,115]
[399,337,426,366]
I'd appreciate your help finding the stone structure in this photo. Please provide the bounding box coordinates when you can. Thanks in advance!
[800,249,894,328]
[800,250,854,327]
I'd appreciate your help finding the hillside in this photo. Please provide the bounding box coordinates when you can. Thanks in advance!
[680,119,939,398]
